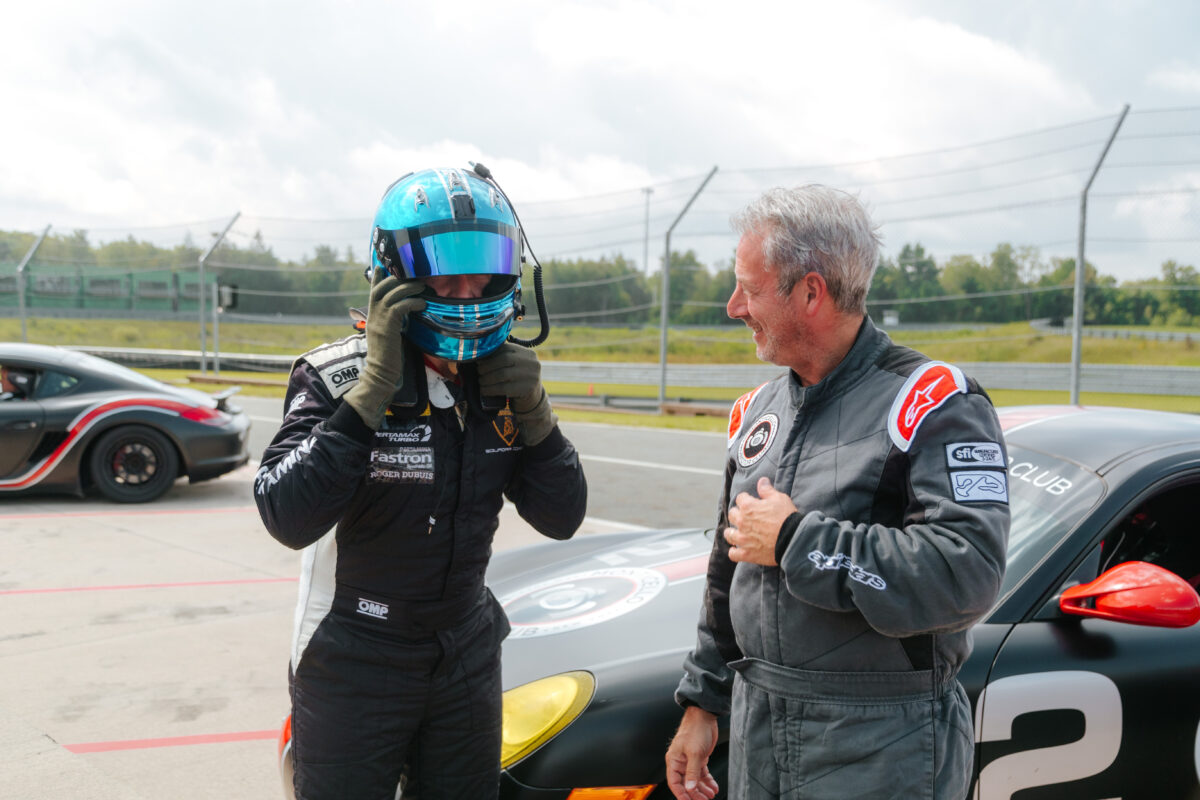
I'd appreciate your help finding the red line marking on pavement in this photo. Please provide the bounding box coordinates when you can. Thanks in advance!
[0,506,258,520]
[64,729,278,753]
[0,577,297,596]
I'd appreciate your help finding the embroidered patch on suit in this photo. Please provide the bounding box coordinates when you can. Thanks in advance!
[950,470,1009,503]
[887,362,967,452]
[945,441,1004,468]
[367,446,434,484]
[493,408,518,447]
[737,413,779,467]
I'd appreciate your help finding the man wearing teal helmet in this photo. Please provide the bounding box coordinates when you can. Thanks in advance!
[255,167,588,800]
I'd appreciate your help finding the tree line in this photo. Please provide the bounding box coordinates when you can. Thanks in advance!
[2,229,1197,327]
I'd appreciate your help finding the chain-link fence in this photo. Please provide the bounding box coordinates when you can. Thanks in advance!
[2,106,1198,368]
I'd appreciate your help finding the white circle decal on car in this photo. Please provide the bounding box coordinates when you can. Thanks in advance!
[499,567,667,639]
[737,413,779,468]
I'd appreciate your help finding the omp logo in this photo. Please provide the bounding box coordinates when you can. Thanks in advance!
[356,598,388,620]
[807,550,887,590]
[330,366,360,386]
[947,441,1003,467]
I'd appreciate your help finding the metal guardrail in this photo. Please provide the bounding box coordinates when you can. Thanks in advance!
[68,346,1200,397]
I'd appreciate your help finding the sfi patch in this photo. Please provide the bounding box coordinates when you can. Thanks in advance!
[500,567,667,639]
[737,413,779,468]
[951,470,1009,503]
[946,441,1003,468]
[887,362,967,452]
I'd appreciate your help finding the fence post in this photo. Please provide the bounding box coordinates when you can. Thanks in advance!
[212,282,221,377]
[16,225,51,342]
[198,212,241,374]
[658,167,718,408]
[1070,104,1129,404]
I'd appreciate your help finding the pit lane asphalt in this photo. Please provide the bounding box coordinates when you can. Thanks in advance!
[0,398,726,800]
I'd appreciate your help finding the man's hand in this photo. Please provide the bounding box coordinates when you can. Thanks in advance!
[476,343,557,445]
[724,476,797,566]
[343,272,426,430]
[665,706,720,800]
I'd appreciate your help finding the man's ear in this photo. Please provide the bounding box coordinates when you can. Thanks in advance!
[792,271,828,314]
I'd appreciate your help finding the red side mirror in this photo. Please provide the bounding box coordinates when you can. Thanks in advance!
[1060,561,1200,628]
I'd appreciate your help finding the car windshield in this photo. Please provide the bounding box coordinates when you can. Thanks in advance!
[998,444,1105,600]
[63,351,167,391]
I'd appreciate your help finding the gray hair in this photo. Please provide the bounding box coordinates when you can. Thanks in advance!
[731,184,882,314]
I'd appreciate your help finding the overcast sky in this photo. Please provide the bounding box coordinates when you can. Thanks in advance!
[3,0,1199,280]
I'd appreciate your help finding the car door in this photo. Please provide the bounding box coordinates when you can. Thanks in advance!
[0,398,46,479]
[974,472,1200,799]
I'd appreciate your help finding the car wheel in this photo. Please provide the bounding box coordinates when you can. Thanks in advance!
[88,425,179,503]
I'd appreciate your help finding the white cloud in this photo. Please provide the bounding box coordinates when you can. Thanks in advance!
[1147,63,1200,94]
[0,0,1191,285]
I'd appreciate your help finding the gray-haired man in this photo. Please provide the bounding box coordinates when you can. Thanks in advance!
[666,185,1009,800]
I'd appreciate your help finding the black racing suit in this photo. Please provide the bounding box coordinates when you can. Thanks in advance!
[255,335,588,800]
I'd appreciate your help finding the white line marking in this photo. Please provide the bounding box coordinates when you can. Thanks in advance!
[582,515,650,532]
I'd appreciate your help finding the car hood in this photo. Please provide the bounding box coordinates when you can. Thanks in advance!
[489,528,714,689]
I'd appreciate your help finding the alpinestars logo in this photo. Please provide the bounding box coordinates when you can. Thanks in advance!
[807,550,887,590]
[887,362,967,452]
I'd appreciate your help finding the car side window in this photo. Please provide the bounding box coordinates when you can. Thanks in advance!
[33,370,79,400]
[1036,480,1200,620]
[1097,482,1200,589]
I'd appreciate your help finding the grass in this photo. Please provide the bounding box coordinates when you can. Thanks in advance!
[7,316,1198,431]
[6,317,1200,366]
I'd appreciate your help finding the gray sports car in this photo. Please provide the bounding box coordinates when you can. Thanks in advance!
[279,405,1200,799]
[0,342,250,503]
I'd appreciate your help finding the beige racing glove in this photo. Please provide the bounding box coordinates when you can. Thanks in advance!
[343,273,426,430]
[476,343,557,446]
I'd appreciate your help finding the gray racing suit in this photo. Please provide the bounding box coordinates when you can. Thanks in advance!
[675,318,1009,800]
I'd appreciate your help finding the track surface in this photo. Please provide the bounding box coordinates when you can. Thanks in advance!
[0,399,727,799]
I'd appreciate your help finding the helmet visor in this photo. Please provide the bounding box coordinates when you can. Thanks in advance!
[378,220,520,279]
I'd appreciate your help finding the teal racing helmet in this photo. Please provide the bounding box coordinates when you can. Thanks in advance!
[368,167,523,361]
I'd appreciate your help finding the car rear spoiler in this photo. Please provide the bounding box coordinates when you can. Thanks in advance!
[211,386,242,412]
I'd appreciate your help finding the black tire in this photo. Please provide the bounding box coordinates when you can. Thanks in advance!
[88,425,179,503]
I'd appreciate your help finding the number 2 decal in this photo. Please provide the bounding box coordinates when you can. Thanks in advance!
[974,671,1122,799]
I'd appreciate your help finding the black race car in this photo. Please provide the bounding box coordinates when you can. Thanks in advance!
[0,343,250,503]
[278,405,1200,799]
